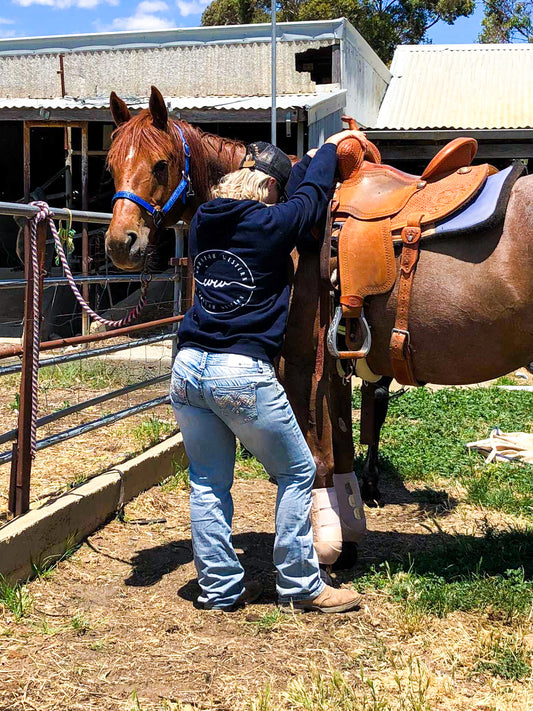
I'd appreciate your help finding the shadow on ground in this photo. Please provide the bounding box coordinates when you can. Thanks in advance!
[354,452,461,516]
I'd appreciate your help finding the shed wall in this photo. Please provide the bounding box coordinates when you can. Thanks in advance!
[341,25,390,128]
[0,40,334,99]
[308,109,343,146]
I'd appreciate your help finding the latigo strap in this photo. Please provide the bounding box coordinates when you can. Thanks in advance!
[389,213,424,386]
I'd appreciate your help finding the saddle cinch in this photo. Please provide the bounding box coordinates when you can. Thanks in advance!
[327,117,520,387]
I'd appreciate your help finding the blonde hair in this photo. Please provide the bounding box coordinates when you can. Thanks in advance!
[211,168,274,203]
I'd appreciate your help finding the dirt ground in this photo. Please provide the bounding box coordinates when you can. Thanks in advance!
[1,471,532,711]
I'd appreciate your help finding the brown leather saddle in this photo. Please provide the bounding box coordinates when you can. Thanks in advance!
[327,117,495,386]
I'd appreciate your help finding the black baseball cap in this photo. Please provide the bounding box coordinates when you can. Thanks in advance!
[240,141,292,192]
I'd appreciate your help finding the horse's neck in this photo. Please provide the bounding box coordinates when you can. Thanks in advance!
[199,131,246,186]
[179,125,246,223]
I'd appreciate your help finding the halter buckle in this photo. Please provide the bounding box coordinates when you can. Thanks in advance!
[152,208,164,229]
[184,172,195,197]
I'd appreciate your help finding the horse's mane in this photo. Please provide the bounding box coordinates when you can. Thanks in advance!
[107,110,245,202]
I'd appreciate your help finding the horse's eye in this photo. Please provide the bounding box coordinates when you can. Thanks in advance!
[153,160,168,177]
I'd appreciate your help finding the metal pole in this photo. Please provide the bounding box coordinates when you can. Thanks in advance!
[23,122,31,203]
[0,273,175,289]
[65,126,73,209]
[8,220,47,517]
[172,227,184,361]
[0,374,171,447]
[271,0,277,146]
[0,396,171,466]
[81,123,90,336]
[0,201,112,223]
[0,314,185,360]
[0,332,174,377]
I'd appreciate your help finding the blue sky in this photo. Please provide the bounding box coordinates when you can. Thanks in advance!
[0,0,484,42]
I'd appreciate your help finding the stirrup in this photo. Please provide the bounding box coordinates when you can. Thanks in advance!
[327,306,372,360]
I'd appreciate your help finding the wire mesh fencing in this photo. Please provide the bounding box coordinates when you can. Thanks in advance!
[0,201,188,523]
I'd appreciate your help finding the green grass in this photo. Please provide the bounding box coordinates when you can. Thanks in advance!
[7,393,19,412]
[160,460,190,492]
[39,360,137,390]
[354,385,533,518]
[235,446,269,480]
[249,607,290,632]
[248,684,272,711]
[474,634,531,680]
[30,536,80,578]
[356,527,533,622]
[0,575,33,621]
[132,416,176,449]
[71,612,91,634]
[284,663,432,711]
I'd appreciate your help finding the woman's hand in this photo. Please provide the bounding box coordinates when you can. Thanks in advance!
[325,129,367,150]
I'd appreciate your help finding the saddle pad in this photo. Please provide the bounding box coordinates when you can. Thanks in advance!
[432,162,525,237]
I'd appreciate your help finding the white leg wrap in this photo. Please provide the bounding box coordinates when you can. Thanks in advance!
[311,487,342,565]
[333,471,366,542]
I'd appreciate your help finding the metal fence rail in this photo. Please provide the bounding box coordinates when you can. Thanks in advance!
[0,200,189,519]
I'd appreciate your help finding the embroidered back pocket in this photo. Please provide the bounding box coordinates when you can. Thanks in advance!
[211,384,257,422]
[170,375,189,406]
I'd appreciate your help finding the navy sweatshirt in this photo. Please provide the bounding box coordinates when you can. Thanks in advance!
[177,143,337,363]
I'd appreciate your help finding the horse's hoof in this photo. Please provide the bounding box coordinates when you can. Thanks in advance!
[331,542,358,571]
[361,480,382,508]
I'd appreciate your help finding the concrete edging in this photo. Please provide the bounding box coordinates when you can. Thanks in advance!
[0,433,188,584]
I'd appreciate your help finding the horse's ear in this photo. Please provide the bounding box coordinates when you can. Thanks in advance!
[110,91,131,126]
[149,85,168,130]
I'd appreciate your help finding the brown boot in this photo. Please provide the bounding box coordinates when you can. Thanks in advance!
[280,585,362,614]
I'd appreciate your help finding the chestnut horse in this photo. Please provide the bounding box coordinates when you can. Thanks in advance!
[106,87,533,553]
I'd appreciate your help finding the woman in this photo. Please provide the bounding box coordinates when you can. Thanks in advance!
[171,129,366,613]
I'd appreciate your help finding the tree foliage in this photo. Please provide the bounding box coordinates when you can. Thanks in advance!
[201,0,475,64]
[479,0,533,41]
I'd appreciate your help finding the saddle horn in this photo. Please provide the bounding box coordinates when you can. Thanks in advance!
[338,115,381,179]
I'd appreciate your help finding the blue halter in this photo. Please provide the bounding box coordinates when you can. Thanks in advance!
[112,124,193,229]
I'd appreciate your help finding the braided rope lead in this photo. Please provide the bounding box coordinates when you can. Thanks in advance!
[27,202,150,458]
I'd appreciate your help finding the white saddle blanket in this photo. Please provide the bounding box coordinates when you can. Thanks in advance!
[466,428,533,464]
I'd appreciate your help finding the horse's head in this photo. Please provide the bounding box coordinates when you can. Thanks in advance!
[106,86,203,270]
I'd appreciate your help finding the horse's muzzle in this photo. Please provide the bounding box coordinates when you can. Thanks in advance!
[105,229,145,271]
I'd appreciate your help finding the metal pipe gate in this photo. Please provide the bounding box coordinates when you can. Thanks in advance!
[0,201,189,519]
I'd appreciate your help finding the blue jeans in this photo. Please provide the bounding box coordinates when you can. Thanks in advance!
[170,347,325,609]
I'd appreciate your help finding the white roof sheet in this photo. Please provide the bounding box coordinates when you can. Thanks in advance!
[0,90,346,115]
[376,44,533,130]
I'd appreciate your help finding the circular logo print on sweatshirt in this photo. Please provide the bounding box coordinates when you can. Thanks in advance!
[194,249,257,314]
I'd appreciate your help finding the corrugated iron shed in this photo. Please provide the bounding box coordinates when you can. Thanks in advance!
[376,44,533,130]
[0,19,388,129]
[0,92,345,113]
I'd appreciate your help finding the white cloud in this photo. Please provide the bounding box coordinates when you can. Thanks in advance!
[13,0,118,7]
[100,0,175,30]
[176,0,209,16]
[137,0,169,11]
[0,16,16,36]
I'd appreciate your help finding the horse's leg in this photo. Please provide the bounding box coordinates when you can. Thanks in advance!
[359,376,392,506]
[281,248,366,570]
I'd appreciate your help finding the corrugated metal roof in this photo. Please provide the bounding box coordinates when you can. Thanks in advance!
[376,44,533,130]
[0,90,346,114]
[0,19,349,56]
